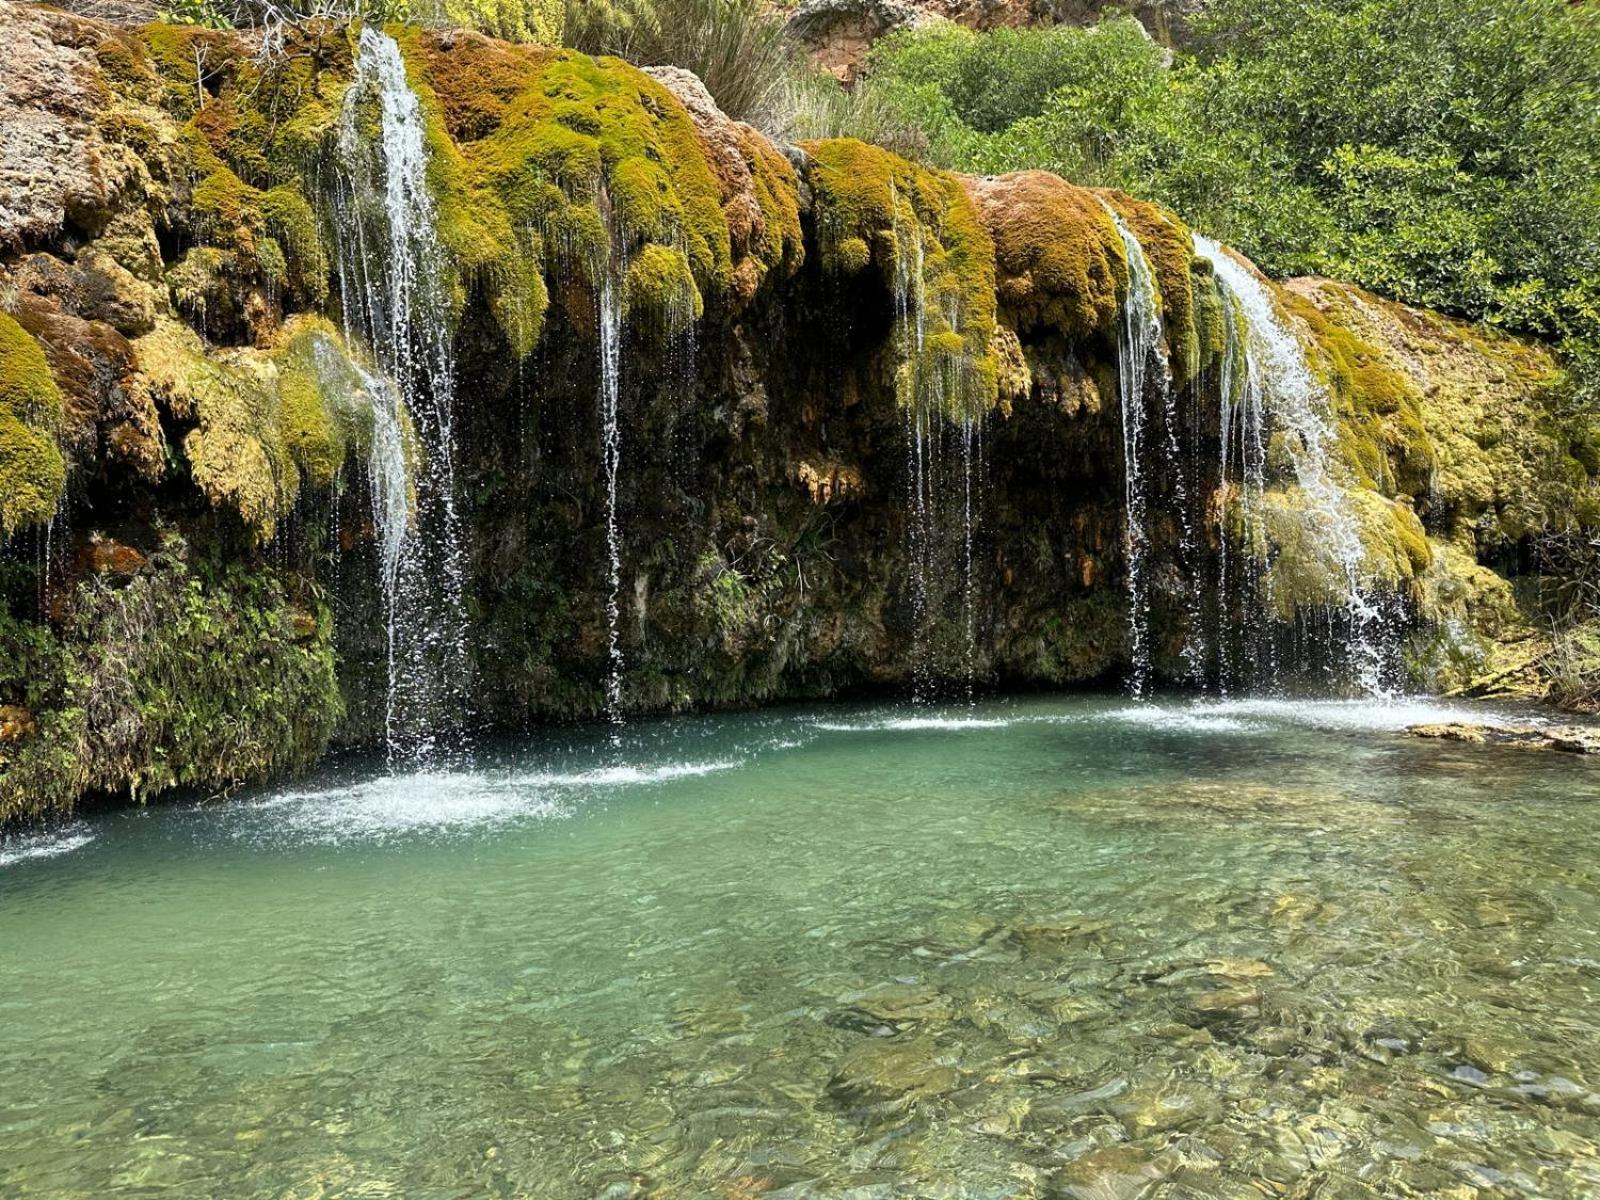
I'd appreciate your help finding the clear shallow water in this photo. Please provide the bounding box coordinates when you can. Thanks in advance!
[3,695,1600,1198]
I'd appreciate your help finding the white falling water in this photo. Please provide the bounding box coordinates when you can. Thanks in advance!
[891,183,936,703]
[1209,271,1272,693]
[354,359,417,750]
[1160,328,1205,685]
[1193,235,1387,694]
[959,419,980,702]
[598,260,625,727]
[1105,205,1165,698]
[334,28,471,764]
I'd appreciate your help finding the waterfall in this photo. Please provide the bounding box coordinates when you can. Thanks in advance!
[1160,329,1205,686]
[353,358,418,752]
[891,183,936,703]
[1105,206,1165,698]
[1209,270,1272,693]
[1194,236,1388,694]
[886,183,987,700]
[597,256,625,727]
[960,420,975,701]
[333,28,471,765]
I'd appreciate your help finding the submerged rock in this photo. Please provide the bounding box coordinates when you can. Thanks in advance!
[825,1038,960,1108]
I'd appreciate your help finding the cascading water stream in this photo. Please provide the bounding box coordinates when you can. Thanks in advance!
[333,27,472,765]
[1161,340,1205,685]
[1210,274,1272,693]
[1105,206,1166,698]
[891,183,936,702]
[597,248,626,729]
[960,420,978,702]
[1194,235,1389,695]
[355,359,414,738]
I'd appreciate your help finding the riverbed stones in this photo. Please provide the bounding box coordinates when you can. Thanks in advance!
[829,981,953,1034]
[825,1038,959,1108]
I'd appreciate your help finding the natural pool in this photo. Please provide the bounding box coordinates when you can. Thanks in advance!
[3,695,1599,1198]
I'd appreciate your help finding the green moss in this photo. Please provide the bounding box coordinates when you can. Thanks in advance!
[261,185,330,305]
[1257,485,1432,616]
[439,46,732,302]
[140,23,231,120]
[741,130,805,282]
[275,318,376,491]
[166,246,238,329]
[975,171,1127,341]
[1099,191,1199,387]
[625,243,703,329]
[802,139,1000,421]
[0,536,342,824]
[1279,285,1435,497]
[0,315,67,537]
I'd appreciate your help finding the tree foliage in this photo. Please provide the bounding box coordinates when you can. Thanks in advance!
[863,0,1600,400]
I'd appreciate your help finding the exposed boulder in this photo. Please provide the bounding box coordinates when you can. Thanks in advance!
[786,0,939,83]
[0,0,141,249]
[1409,722,1600,755]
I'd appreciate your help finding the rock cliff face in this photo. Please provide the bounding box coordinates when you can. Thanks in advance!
[0,1,1591,823]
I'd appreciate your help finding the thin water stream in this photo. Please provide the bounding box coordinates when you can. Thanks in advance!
[1107,206,1166,697]
[3,695,1598,1197]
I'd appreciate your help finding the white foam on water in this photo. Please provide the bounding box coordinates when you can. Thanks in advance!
[0,828,95,869]
[246,758,741,842]
[525,760,740,787]
[813,715,1014,733]
[1105,707,1258,734]
[1197,697,1521,733]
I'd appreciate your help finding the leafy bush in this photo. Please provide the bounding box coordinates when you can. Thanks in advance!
[860,0,1600,398]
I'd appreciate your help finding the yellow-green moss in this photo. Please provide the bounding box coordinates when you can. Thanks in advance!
[1099,191,1199,386]
[624,243,703,329]
[741,130,805,282]
[1279,284,1435,497]
[0,315,68,537]
[1258,485,1431,616]
[1286,279,1592,548]
[151,22,352,180]
[802,139,1000,421]
[275,318,373,490]
[441,47,732,297]
[137,319,296,541]
[972,171,1126,342]
[261,185,330,305]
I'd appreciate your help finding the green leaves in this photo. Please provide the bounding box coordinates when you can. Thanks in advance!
[859,0,1600,401]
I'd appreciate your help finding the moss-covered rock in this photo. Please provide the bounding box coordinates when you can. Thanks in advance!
[0,313,67,537]
[1257,485,1430,616]
[0,534,342,824]
[802,138,999,421]
[135,316,391,541]
[1098,190,1200,386]
[967,171,1126,343]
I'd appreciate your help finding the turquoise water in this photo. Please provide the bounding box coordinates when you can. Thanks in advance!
[3,695,1600,1198]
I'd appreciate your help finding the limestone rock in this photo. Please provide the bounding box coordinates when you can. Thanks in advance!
[643,66,804,306]
[0,1,139,249]
[1408,721,1600,755]
[786,0,937,83]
